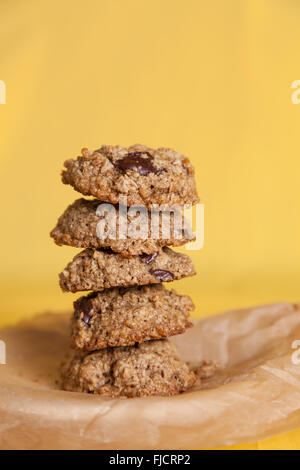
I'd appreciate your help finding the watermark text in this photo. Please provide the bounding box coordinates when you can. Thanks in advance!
[0,80,6,104]
[291,80,300,104]
[0,340,6,364]
[95,198,204,250]
[291,340,300,365]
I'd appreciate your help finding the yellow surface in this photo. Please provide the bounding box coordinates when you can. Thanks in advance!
[0,0,299,450]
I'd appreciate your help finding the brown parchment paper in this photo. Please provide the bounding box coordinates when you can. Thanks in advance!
[1,302,300,449]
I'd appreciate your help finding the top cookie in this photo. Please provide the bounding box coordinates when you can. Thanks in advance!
[62,144,199,209]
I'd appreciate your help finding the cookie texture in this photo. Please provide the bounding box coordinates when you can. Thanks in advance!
[59,246,196,293]
[192,360,219,380]
[61,339,196,397]
[71,284,194,350]
[50,198,195,256]
[62,145,199,209]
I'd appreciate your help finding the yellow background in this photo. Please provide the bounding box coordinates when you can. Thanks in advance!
[1,0,300,449]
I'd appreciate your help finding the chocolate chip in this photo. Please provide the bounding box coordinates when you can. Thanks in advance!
[82,311,92,326]
[140,251,159,264]
[114,151,159,176]
[100,247,115,254]
[149,269,175,281]
[74,292,97,326]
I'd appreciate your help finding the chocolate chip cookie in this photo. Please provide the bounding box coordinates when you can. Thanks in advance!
[59,246,196,293]
[61,145,199,209]
[71,284,194,350]
[50,198,195,256]
[61,339,196,397]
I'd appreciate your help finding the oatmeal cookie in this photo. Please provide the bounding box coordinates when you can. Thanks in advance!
[50,198,195,256]
[71,284,194,350]
[59,246,196,292]
[61,145,199,209]
[61,339,196,397]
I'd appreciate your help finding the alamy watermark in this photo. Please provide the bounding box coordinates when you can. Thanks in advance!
[291,80,300,104]
[0,80,6,104]
[94,197,204,250]
[0,340,6,364]
[291,340,300,365]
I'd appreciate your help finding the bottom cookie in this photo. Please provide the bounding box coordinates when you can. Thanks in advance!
[61,339,196,398]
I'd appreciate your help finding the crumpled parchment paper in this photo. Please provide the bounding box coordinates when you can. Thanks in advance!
[0,302,300,449]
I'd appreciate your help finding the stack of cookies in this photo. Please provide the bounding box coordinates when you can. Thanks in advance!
[51,145,211,398]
